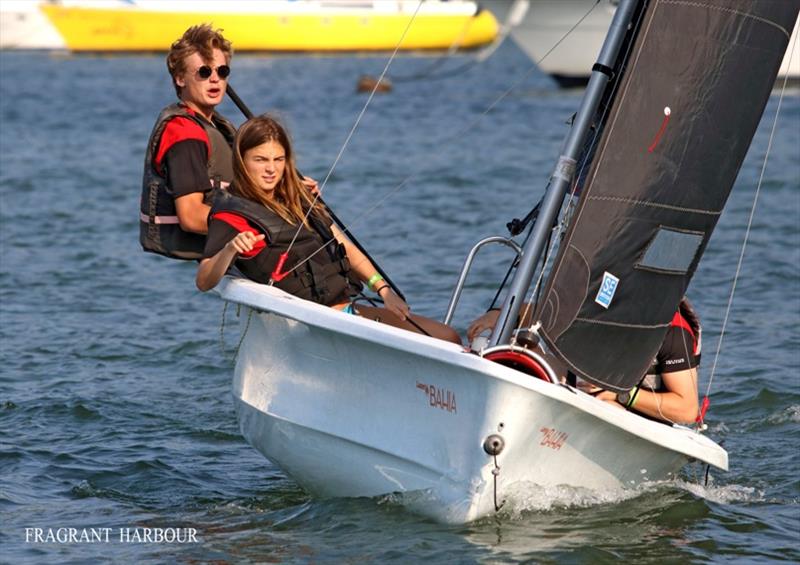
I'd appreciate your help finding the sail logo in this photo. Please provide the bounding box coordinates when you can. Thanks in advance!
[416,381,457,414]
[595,271,620,309]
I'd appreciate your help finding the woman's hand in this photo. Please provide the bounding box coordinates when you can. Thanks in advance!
[197,230,264,292]
[467,310,500,342]
[378,287,410,320]
[225,231,265,255]
[301,176,320,196]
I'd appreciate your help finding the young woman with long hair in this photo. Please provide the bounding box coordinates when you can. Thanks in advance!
[196,115,461,345]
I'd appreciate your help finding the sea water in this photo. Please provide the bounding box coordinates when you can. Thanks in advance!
[1,42,798,563]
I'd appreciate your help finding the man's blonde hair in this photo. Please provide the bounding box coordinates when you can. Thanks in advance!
[166,24,232,97]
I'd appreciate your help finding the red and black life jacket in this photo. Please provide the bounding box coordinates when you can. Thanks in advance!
[140,104,236,260]
[211,191,363,306]
[669,311,700,357]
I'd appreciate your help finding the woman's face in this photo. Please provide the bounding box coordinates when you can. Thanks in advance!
[243,140,286,195]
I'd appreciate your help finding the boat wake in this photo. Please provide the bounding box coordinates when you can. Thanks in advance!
[676,480,764,505]
[383,481,649,523]
[457,476,760,521]
[768,404,800,424]
[501,477,764,514]
[499,481,637,516]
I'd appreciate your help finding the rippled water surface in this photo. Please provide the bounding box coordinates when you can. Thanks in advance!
[1,42,798,563]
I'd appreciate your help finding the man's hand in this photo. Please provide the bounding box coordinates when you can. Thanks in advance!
[467,310,500,342]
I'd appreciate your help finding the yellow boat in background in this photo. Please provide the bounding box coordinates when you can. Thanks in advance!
[40,0,498,52]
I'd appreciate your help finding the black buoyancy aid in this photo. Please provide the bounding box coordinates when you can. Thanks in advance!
[211,191,363,306]
[140,104,236,260]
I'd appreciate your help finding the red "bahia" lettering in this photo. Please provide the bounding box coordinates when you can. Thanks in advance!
[539,427,568,450]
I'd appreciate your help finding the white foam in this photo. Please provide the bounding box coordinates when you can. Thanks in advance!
[706,421,729,434]
[499,481,641,517]
[768,404,800,424]
[677,479,764,504]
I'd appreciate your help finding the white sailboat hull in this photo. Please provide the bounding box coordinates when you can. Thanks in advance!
[221,278,727,524]
[508,0,799,86]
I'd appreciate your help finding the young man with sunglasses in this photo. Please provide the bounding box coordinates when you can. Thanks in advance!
[140,24,237,260]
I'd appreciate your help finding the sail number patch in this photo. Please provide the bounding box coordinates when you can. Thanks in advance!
[595,271,619,309]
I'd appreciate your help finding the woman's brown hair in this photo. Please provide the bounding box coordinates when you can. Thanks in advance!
[166,24,232,97]
[232,115,327,227]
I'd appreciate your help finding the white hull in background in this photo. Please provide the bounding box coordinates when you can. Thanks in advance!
[0,1,64,49]
[219,278,727,524]
[507,0,799,86]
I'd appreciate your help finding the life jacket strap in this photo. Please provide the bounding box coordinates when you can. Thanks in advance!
[140,212,180,225]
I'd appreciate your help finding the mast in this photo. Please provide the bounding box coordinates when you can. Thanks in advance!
[489,0,641,347]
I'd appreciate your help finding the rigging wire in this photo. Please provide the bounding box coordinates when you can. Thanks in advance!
[704,30,798,397]
[278,0,605,280]
[275,0,425,264]
[388,0,530,83]
[384,8,476,83]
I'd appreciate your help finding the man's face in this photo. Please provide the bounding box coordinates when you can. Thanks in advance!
[175,48,229,118]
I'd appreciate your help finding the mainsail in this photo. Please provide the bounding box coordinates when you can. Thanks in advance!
[535,0,799,392]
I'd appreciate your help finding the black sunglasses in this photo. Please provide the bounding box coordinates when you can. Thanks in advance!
[197,65,230,80]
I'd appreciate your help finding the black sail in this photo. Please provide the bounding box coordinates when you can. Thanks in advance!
[535,0,799,392]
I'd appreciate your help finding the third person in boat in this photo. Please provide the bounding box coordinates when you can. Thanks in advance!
[196,115,462,345]
[593,297,701,424]
[467,297,702,424]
